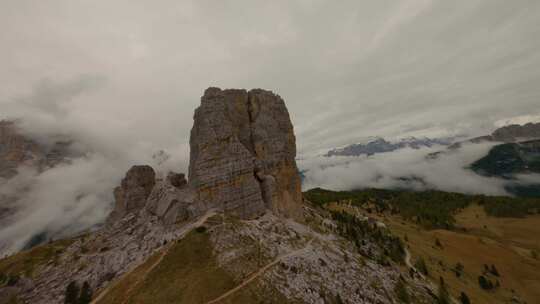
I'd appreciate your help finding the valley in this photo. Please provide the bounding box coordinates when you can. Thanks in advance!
[311,188,540,304]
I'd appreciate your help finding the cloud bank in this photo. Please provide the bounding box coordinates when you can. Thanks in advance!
[300,143,510,195]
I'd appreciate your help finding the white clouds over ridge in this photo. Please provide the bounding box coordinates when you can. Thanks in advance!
[300,143,508,196]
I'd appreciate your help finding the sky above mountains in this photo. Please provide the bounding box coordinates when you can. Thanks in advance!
[2,1,540,253]
[1,1,540,158]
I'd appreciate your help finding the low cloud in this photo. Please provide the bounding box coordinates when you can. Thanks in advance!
[1,1,540,255]
[0,77,189,255]
[300,143,512,196]
[0,155,118,255]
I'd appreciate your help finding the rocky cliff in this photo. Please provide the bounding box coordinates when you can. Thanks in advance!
[0,121,75,240]
[0,121,74,178]
[107,165,156,222]
[107,87,304,225]
[188,88,303,220]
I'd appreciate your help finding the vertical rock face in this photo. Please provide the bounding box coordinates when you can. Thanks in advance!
[248,89,303,219]
[189,87,303,219]
[0,121,43,178]
[109,165,156,221]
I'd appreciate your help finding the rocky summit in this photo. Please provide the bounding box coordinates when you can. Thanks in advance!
[107,165,156,222]
[189,88,303,220]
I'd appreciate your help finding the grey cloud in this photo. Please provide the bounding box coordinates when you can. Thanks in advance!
[299,143,510,195]
[1,1,540,253]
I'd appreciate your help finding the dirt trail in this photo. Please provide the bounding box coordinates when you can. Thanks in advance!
[206,239,313,304]
[91,211,216,304]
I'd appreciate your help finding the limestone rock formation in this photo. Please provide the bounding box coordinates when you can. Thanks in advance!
[188,87,303,219]
[146,172,201,225]
[108,165,156,221]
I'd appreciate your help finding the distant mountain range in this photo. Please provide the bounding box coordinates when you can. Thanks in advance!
[447,122,540,150]
[316,122,540,198]
[470,139,540,197]
[325,136,456,157]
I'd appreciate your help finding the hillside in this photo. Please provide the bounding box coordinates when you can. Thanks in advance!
[471,140,540,177]
[305,187,540,304]
[470,140,540,197]
[0,88,437,304]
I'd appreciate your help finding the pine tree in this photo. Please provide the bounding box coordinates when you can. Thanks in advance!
[414,257,429,276]
[459,291,471,304]
[394,278,411,304]
[336,293,345,304]
[64,281,80,304]
[437,277,450,304]
[478,275,493,290]
[490,264,500,277]
[79,281,92,304]
[454,262,465,278]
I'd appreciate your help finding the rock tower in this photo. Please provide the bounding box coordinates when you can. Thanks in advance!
[188,87,303,219]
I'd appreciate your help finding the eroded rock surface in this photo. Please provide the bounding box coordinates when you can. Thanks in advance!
[146,172,202,225]
[188,87,303,219]
[108,165,156,221]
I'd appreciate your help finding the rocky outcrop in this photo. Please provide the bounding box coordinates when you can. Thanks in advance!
[491,122,540,142]
[166,171,187,188]
[188,87,303,220]
[146,172,201,225]
[108,167,201,226]
[108,165,156,221]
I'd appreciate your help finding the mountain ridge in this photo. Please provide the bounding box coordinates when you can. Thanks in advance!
[325,136,456,157]
[0,88,435,304]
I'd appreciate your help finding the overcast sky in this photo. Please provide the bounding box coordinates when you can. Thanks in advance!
[2,0,540,157]
[2,0,540,254]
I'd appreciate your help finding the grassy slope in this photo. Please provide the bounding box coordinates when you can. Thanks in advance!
[97,230,290,304]
[0,238,74,278]
[312,188,540,303]
[328,200,540,303]
[388,215,540,304]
